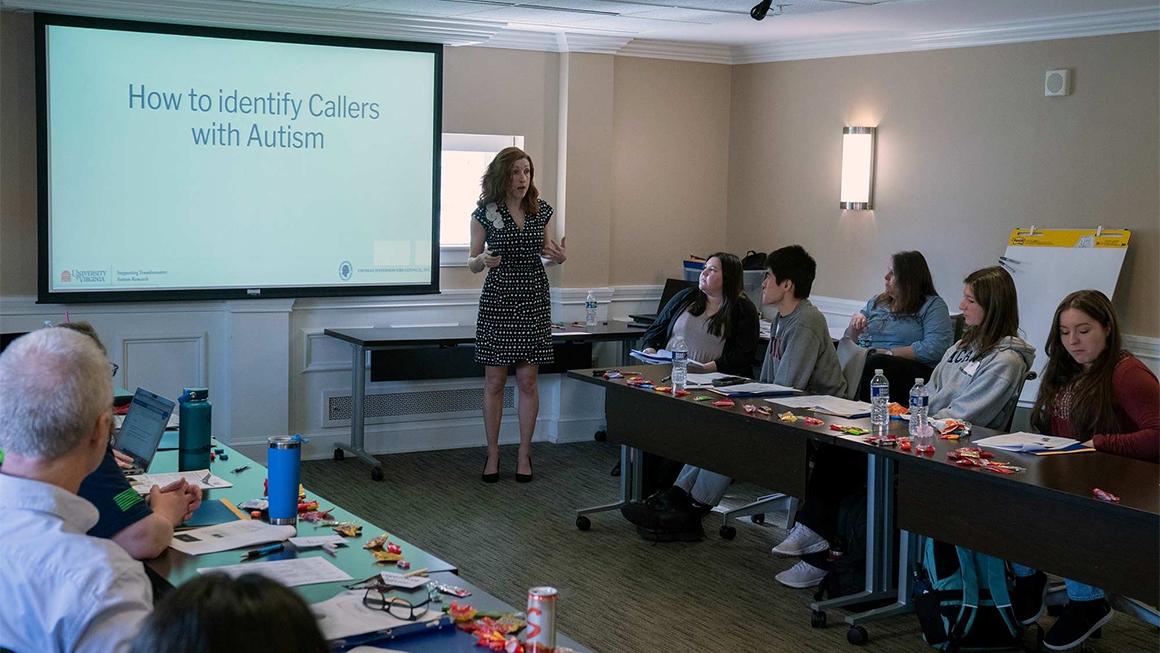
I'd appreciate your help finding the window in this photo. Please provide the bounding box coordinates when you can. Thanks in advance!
[440,134,524,265]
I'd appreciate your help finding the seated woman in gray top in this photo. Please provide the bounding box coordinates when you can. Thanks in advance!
[845,251,954,401]
[622,246,846,540]
[640,252,760,378]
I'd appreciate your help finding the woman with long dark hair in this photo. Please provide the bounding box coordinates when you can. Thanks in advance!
[640,252,759,377]
[1010,290,1158,651]
[773,266,1035,589]
[846,251,953,400]
[468,147,566,484]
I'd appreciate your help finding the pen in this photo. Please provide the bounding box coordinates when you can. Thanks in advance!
[661,375,672,383]
[231,464,250,474]
[240,543,284,560]
[998,256,1020,264]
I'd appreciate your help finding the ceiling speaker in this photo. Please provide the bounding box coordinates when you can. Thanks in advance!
[1045,69,1071,97]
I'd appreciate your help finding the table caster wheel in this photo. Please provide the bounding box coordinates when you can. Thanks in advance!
[719,525,737,540]
[810,610,826,628]
[750,513,765,525]
[847,625,868,646]
[370,467,383,482]
[576,516,591,531]
[333,448,344,461]
[594,430,607,442]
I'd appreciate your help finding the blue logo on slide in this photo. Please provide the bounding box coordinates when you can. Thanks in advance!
[339,261,353,281]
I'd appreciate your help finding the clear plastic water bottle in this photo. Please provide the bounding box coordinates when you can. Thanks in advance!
[671,337,689,392]
[585,290,598,327]
[908,378,929,437]
[870,369,889,434]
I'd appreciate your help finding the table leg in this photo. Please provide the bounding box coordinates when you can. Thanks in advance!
[334,343,384,480]
[811,453,897,613]
[575,445,639,530]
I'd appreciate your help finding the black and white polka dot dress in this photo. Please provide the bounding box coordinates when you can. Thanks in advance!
[474,199,555,366]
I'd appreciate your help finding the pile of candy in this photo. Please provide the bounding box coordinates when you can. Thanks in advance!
[626,377,654,390]
[830,424,870,436]
[744,404,773,416]
[947,447,1025,474]
[777,411,821,425]
[651,386,691,397]
[1092,488,1120,503]
[364,533,404,563]
[449,603,527,652]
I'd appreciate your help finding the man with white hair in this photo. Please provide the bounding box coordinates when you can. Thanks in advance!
[0,328,152,653]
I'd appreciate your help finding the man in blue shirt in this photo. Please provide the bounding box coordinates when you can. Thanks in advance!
[0,328,153,653]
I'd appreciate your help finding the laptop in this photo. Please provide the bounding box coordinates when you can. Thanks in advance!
[114,388,176,475]
[629,278,697,325]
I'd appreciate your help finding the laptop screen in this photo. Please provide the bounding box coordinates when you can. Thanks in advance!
[115,388,175,469]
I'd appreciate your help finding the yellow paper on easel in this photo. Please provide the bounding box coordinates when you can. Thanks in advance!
[1007,229,1130,248]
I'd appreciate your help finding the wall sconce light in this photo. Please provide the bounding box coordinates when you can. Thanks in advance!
[840,126,876,210]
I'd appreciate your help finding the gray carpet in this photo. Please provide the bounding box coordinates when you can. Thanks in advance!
[302,441,1157,653]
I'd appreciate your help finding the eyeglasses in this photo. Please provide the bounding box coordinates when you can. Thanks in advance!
[360,588,431,621]
[110,362,119,377]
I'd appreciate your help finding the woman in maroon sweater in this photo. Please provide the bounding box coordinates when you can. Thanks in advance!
[1011,290,1159,651]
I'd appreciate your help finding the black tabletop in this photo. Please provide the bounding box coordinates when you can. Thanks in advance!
[326,324,645,348]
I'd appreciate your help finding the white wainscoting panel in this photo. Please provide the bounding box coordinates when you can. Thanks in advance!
[120,333,207,402]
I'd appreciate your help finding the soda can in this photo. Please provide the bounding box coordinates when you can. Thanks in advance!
[526,586,558,652]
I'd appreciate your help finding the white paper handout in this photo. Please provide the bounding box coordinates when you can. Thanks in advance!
[710,382,796,397]
[975,432,1091,453]
[170,519,296,556]
[685,372,731,388]
[629,349,704,366]
[378,572,429,589]
[198,556,352,587]
[312,590,445,641]
[289,535,347,549]
[127,469,232,495]
[767,395,872,417]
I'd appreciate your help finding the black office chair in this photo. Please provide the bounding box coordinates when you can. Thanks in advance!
[998,370,1038,433]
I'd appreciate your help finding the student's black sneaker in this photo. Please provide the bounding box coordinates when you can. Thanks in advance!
[644,486,690,511]
[1042,598,1113,651]
[1012,570,1048,625]
[620,500,655,529]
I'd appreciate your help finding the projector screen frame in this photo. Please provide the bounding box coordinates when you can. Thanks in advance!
[35,12,443,304]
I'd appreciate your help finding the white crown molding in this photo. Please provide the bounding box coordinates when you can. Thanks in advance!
[0,0,503,45]
[616,39,733,66]
[733,6,1160,65]
[549,286,613,304]
[6,2,1154,66]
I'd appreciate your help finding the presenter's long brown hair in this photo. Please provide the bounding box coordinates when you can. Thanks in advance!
[1030,290,1124,439]
[479,147,539,215]
[957,266,1020,360]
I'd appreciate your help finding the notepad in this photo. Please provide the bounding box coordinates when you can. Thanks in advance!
[975,432,1093,454]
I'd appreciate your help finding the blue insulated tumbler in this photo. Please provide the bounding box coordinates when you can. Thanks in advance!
[178,388,212,471]
[267,435,303,525]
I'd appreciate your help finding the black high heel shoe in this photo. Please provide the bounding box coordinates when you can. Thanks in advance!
[516,458,533,484]
[482,457,499,484]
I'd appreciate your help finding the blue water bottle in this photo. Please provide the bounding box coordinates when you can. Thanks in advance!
[178,388,212,471]
[267,435,303,525]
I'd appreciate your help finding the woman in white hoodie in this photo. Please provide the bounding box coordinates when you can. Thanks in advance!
[773,265,1035,589]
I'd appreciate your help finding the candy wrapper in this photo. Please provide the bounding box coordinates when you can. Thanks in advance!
[711,399,735,408]
[744,404,759,414]
[602,370,623,380]
[437,583,473,598]
[830,424,870,436]
[386,542,402,554]
[863,435,899,447]
[449,601,477,622]
[372,550,403,563]
[364,534,389,550]
[887,402,909,417]
[300,508,334,523]
[674,390,691,397]
[333,524,362,538]
[654,386,672,393]
[693,395,713,402]
[802,416,823,425]
[1093,488,1120,503]
[778,411,799,422]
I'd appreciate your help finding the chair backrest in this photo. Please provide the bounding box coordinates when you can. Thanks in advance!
[951,313,966,342]
[998,370,1038,432]
[656,278,696,312]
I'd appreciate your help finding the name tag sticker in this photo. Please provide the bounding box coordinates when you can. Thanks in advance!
[962,361,981,377]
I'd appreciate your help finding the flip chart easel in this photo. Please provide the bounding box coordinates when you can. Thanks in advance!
[1000,227,1130,403]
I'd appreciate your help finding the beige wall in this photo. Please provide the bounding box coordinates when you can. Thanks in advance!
[611,56,732,286]
[0,11,37,296]
[727,31,1160,337]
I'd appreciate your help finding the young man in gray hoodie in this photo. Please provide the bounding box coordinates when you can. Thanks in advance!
[621,245,846,539]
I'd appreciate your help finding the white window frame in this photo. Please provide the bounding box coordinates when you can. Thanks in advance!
[440,133,525,267]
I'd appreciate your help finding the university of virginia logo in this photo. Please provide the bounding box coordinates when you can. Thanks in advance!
[60,270,72,282]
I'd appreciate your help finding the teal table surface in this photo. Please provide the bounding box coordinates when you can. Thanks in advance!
[146,444,457,604]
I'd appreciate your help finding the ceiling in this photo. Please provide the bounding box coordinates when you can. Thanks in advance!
[2,0,1157,63]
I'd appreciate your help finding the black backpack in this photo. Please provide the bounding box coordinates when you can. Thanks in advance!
[912,539,1023,652]
[741,250,767,271]
[814,494,868,602]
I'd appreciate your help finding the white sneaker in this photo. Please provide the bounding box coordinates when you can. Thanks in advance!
[771,524,829,557]
[775,560,828,589]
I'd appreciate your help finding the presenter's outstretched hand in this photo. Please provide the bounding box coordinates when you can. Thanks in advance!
[542,236,566,265]
[482,250,502,269]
